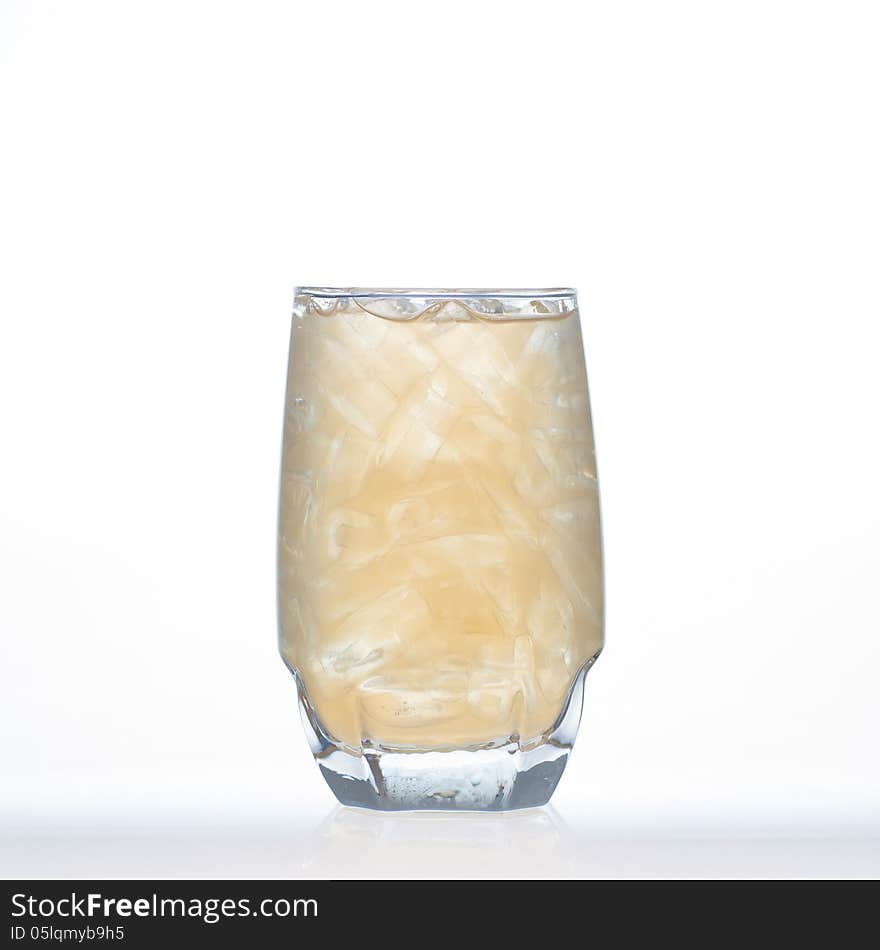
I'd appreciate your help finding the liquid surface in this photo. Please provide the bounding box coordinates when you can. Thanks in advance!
[278,298,603,749]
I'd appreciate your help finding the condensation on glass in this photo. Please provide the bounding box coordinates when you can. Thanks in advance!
[278,288,603,809]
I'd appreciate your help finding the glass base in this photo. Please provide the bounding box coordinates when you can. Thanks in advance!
[287,658,597,811]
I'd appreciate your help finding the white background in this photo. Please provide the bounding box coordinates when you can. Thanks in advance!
[1,0,878,879]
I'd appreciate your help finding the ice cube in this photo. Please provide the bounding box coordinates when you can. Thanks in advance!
[358,670,469,728]
[536,649,571,707]
[320,507,376,561]
[479,570,523,637]
[539,497,598,531]
[405,533,507,570]
[526,582,575,650]
[330,585,430,648]
[325,379,396,440]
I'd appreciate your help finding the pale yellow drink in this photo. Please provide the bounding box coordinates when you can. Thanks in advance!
[278,295,602,751]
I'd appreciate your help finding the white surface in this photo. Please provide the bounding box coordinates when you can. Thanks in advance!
[4,810,879,881]
[1,1,879,879]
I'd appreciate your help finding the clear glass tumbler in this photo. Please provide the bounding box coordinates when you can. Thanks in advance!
[278,288,603,810]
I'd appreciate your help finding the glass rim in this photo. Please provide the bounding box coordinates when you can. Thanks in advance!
[295,286,577,300]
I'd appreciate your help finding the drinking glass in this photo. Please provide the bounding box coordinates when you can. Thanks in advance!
[278,288,603,810]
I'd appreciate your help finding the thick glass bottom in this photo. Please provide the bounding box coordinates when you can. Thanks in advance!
[286,657,597,811]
